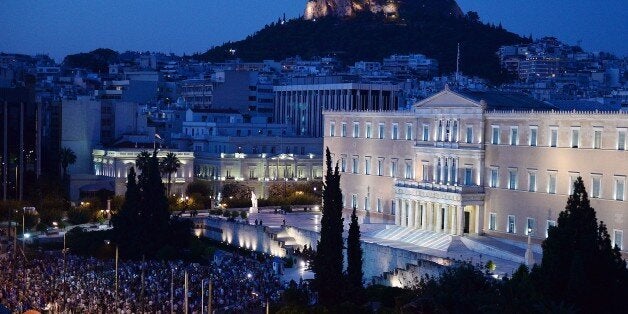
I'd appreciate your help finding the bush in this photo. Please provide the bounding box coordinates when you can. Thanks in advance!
[67,207,94,225]
[240,211,248,220]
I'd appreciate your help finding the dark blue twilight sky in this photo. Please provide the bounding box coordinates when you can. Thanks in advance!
[0,0,626,62]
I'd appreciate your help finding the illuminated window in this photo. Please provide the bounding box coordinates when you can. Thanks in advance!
[378,123,385,139]
[405,123,413,140]
[392,123,399,140]
[507,215,516,234]
[510,127,519,145]
[618,129,627,150]
[526,218,536,235]
[364,196,370,211]
[377,198,382,213]
[571,127,580,148]
[489,213,497,231]
[466,126,473,143]
[568,173,580,195]
[340,157,346,172]
[353,122,360,138]
[593,128,602,149]
[614,230,624,250]
[491,126,500,145]
[341,123,347,137]
[529,126,538,146]
[591,175,601,198]
[546,220,556,238]
[490,167,499,188]
[422,124,430,141]
[329,122,335,137]
[528,171,537,192]
[351,194,357,209]
[404,162,412,179]
[422,163,430,182]
[615,177,625,201]
[365,123,372,138]
[391,160,398,177]
[352,157,358,174]
[549,127,558,147]
[508,168,518,190]
[377,159,383,176]
[365,158,371,175]
[464,168,473,185]
[548,172,557,194]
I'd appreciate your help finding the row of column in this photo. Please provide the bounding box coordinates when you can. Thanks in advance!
[394,198,465,235]
[434,157,459,185]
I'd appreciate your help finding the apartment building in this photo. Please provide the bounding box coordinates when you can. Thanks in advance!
[324,86,628,252]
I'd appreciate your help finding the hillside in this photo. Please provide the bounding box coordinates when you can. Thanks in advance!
[199,2,529,83]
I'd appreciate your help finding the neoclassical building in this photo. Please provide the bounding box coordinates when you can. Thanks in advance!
[324,87,628,252]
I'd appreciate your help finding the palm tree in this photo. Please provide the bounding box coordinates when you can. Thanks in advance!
[160,152,181,196]
[59,147,77,180]
[135,151,151,174]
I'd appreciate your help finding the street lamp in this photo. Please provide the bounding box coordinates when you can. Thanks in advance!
[104,240,119,296]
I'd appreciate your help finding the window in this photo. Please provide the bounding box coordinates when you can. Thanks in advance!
[546,220,556,238]
[548,172,557,194]
[526,218,536,235]
[549,127,558,147]
[392,124,399,140]
[422,163,429,181]
[466,126,473,143]
[491,126,500,145]
[568,173,579,195]
[508,169,518,190]
[489,213,497,231]
[364,196,370,211]
[365,123,372,138]
[490,167,499,188]
[618,129,627,150]
[615,177,625,201]
[391,200,396,215]
[351,194,357,209]
[404,162,412,179]
[571,127,580,148]
[377,159,383,176]
[593,128,602,149]
[510,127,519,145]
[353,122,360,138]
[528,171,537,192]
[529,126,538,146]
[405,123,413,140]
[507,215,516,233]
[591,175,602,198]
[378,123,385,139]
[391,160,398,177]
[341,157,346,172]
[352,157,358,174]
[377,198,382,213]
[341,123,347,137]
[422,124,430,141]
[614,230,624,250]
[365,158,371,175]
[329,122,335,137]
[452,120,458,142]
[464,168,473,185]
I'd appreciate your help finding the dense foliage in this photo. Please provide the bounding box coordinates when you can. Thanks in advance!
[199,10,527,83]
[62,48,119,73]
[346,206,363,299]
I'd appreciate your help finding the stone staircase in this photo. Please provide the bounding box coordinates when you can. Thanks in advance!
[264,226,299,251]
[372,259,447,287]
[365,225,452,251]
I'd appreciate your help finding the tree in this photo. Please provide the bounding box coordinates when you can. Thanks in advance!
[139,150,171,256]
[111,167,141,256]
[534,177,628,313]
[314,147,345,307]
[346,206,363,296]
[160,152,182,196]
[59,147,76,179]
[135,151,151,174]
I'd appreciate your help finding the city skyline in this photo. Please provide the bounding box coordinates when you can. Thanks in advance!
[0,0,626,62]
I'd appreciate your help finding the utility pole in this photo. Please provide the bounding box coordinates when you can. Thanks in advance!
[19,101,23,201]
[184,270,189,314]
[208,279,212,314]
[3,100,7,201]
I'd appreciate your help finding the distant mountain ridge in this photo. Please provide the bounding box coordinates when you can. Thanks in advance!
[198,0,530,83]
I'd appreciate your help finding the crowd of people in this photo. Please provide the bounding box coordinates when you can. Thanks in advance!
[0,238,283,313]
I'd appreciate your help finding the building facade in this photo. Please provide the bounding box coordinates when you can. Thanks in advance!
[324,87,628,253]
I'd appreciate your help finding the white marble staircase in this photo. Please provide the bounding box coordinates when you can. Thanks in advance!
[365,225,453,251]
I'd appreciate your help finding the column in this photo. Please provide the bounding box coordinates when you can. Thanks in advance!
[440,158,446,185]
[395,198,401,225]
[435,203,442,232]
[414,201,421,228]
[476,205,484,235]
[457,205,464,235]
[421,202,427,230]
[407,201,415,228]
[443,205,450,234]
[433,157,439,183]
[425,202,432,231]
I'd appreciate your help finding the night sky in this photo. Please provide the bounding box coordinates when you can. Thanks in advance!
[1,0,626,61]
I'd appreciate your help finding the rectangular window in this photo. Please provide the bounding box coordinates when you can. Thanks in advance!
[547,172,557,194]
[489,213,497,231]
[510,127,519,145]
[618,129,626,150]
[526,218,536,235]
[422,163,429,181]
[593,129,602,149]
[378,123,385,139]
[377,198,382,213]
[329,122,335,137]
[365,158,371,175]
[351,194,357,209]
[391,160,398,177]
[405,162,412,179]
[615,177,625,201]
[490,168,499,188]
[465,168,473,185]
[507,215,516,234]
[352,157,358,174]
[528,171,537,192]
[550,127,558,147]
[492,126,500,145]
[591,176,602,198]
[546,220,556,238]
[614,230,624,250]
[353,122,360,138]
[377,159,383,176]
[406,123,413,140]
[341,157,346,172]
[364,196,369,211]
[568,174,580,195]
[422,124,430,141]
[530,126,538,146]
[341,123,347,137]
[365,123,372,139]
[508,169,518,190]
[466,126,473,144]
[571,128,580,148]
[392,124,399,140]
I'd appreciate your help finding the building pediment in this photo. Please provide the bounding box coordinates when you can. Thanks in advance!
[414,86,484,110]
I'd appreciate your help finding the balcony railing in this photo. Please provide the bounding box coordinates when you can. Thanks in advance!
[395,179,484,194]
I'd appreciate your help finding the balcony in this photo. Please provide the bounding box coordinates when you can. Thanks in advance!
[395,179,484,194]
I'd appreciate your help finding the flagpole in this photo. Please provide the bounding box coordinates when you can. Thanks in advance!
[184,270,188,314]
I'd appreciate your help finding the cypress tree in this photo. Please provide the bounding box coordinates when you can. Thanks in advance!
[112,167,141,257]
[138,150,171,256]
[536,177,628,312]
[314,147,345,307]
[346,206,363,297]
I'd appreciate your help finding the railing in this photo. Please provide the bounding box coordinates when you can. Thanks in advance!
[395,179,484,194]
